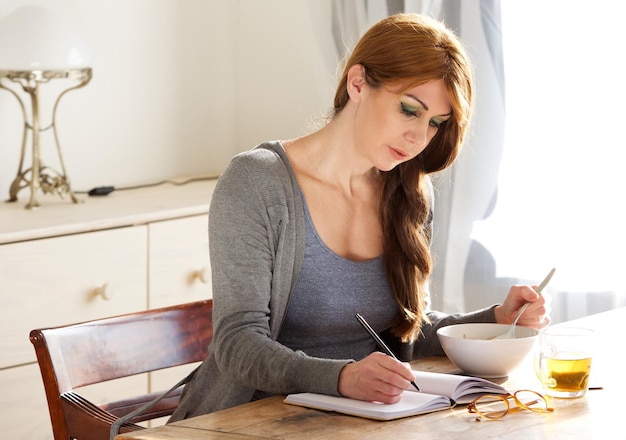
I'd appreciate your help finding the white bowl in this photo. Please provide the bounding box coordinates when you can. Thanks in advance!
[436,323,538,378]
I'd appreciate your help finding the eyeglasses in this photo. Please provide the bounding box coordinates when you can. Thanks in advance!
[467,390,554,421]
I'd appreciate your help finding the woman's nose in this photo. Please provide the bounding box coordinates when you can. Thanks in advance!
[405,121,430,150]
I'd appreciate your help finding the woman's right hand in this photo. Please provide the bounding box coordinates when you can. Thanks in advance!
[337,352,415,403]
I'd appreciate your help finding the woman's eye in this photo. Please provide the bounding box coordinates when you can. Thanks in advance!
[429,119,443,129]
[400,102,419,117]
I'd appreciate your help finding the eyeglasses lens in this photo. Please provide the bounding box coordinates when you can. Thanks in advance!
[473,397,509,419]
[514,390,549,413]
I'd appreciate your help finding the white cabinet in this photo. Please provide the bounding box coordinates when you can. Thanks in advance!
[0,178,216,439]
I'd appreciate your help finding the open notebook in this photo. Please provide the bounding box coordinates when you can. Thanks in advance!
[284,370,509,421]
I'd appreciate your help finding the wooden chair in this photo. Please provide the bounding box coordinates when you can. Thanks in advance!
[29,299,213,440]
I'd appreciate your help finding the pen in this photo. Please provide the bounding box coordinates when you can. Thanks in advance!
[355,313,420,392]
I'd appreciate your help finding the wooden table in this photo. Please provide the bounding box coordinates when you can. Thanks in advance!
[117,308,622,439]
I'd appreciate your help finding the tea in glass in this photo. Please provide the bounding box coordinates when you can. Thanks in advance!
[535,327,593,398]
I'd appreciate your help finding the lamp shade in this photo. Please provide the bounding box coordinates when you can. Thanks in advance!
[0,5,90,70]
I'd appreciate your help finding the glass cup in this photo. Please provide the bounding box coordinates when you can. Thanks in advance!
[535,326,593,398]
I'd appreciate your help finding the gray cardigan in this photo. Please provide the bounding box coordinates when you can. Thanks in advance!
[169,141,496,421]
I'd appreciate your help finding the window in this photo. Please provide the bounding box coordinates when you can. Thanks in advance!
[471,1,626,321]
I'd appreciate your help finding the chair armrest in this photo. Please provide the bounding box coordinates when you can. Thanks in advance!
[60,392,143,439]
[100,387,183,423]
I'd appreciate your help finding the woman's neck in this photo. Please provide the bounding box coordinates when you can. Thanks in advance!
[284,119,380,196]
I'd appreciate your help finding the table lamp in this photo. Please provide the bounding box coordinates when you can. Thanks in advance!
[0,5,92,209]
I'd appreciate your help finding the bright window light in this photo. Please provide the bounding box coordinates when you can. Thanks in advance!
[471,1,626,295]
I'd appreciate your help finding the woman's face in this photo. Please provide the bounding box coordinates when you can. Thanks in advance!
[352,73,452,172]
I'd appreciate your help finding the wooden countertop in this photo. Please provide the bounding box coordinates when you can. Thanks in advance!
[0,176,218,244]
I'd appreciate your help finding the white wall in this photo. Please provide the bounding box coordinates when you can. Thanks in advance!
[0,0,332,200]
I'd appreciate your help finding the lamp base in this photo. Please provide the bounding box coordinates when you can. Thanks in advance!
[7,165,82,209]
[0,68,92,209]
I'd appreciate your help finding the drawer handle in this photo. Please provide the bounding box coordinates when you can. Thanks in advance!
[195,267,210,284]
[93,283,110,301]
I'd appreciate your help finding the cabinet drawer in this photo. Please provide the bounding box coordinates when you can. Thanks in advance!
[0,226,147,368]
[148,215,212,308]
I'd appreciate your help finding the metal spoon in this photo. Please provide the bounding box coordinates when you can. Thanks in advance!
[494,268,555,339]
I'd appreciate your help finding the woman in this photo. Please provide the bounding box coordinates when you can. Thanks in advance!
[170,13,549,421]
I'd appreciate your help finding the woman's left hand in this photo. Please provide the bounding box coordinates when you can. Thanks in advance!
[494,284,551,329]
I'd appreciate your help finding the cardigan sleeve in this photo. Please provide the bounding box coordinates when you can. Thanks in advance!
[412,306,498,358]
[381,305,498,360]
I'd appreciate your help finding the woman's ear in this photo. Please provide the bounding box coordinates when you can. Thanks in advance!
[346,64,367,102]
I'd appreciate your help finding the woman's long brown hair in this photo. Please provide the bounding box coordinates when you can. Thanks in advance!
[332,14,473,342]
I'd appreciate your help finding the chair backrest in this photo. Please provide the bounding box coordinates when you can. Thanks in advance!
[30,299,213,440]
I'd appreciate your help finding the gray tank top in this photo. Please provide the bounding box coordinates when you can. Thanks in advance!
[276,193,398,361]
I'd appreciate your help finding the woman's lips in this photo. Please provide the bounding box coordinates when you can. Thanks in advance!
[388,146,410,160]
